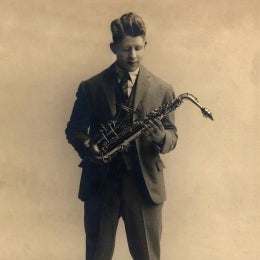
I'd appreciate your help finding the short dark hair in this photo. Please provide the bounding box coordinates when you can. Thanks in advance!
[110,12,146,43]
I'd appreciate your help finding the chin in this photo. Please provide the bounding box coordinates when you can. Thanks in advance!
[126,63,139,72]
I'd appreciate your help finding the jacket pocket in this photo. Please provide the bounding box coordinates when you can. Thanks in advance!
[155,159,165,171]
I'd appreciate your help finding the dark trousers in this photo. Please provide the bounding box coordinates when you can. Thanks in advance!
[84,160,163,260]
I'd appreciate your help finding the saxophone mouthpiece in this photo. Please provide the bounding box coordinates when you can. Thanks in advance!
[201,107,214,121]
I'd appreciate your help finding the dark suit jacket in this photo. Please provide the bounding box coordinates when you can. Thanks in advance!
[65,63,178,204]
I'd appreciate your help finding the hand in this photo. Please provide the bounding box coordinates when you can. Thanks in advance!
[84,139,91,148]
[143,119,166,143]
[84,139,105,164]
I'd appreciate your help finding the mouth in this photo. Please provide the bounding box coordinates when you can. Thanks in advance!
[127,61,138,65]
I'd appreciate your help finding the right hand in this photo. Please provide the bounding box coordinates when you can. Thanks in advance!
[84,139,91,148]
[84,139,105,164]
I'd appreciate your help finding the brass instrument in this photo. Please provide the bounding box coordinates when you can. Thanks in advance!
[89,93,213,163]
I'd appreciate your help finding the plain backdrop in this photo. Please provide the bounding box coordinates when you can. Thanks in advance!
[0,0,259,259]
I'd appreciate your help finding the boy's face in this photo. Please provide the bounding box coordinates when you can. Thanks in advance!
[111,36,146,72]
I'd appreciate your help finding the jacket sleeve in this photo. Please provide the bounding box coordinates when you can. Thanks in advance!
[65,81,92,159]
[156,84,178,154]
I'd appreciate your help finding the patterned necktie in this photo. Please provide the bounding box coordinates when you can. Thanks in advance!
[120,72,130,98]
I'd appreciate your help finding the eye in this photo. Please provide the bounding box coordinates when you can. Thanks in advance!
[120,45,143,52]
[135,46,143,51]
[122,48,131,52]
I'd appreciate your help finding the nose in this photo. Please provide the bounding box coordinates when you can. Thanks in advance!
[129,48,137,59]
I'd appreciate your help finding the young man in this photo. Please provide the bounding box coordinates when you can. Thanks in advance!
[65,12,178,260]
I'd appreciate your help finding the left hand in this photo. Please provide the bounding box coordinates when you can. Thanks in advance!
[143,119,166,143]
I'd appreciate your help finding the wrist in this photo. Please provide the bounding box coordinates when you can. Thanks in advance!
[155,133,166,146]
[154,133,166,153]
[155,132,166,144]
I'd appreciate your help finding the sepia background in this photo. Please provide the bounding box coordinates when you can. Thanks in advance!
[0,0,259,259]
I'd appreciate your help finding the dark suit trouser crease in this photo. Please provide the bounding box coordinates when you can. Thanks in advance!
[84,160,163,260]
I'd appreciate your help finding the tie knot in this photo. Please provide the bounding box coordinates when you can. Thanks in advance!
[120,72,130,84]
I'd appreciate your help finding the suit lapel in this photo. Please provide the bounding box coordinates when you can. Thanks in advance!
[101,64,151,117]
[133,65,151,111]
[102,65,117,117]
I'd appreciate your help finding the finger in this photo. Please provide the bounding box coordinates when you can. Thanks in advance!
[143,125,156,137]
[148,120,159,132]
[84,139,91,148]
[144,123,155,133]
[143,129,152,137]
[153,119,164,130]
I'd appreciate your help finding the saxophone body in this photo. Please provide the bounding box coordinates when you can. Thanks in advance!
[89,93,213,163]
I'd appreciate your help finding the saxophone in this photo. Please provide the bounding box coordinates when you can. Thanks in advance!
[89,93,213,163]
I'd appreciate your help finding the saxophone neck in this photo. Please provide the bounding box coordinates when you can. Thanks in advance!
[178,93,214,120]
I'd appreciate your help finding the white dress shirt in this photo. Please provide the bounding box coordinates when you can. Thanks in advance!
[115,65,139,97]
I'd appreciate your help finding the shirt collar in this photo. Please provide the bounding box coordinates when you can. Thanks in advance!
[115,63,140,83]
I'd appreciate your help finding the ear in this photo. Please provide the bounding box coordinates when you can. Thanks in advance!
[110,42,117,54]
